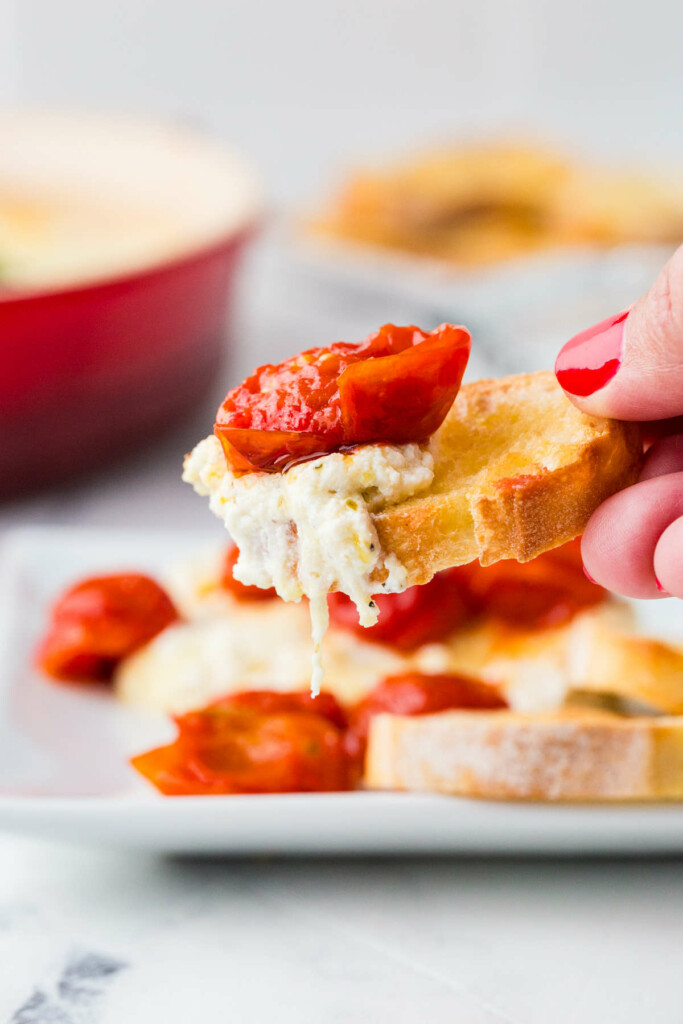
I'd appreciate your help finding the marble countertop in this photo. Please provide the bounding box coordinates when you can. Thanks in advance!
[1,239,681,1023]
[2,836,682,1023]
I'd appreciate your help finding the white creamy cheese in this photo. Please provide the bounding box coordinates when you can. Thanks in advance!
[116,546,632,716]
[182,435,434,693]
[114,601,408,713]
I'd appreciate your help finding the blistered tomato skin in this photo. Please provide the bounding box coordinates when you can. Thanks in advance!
[132,690,351,795]
[220,544,277,601]
[36,574,179,683]
[345,672,508,767]
[337,324,471,444]
[214,323,471,472]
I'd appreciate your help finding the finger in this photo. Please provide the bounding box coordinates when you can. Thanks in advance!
[581,471,683,599]
[653,516,683,598]
[640,433,683,481]
[555,244,683,420]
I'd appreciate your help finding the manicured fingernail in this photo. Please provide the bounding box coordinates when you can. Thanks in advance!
[555,310,628,397]
[583,564,598,585]
[655,576,670,595]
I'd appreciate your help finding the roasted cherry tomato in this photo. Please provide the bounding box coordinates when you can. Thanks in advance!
[132,697,351,795]
[181,689,348,732]
[328,571,470,651]
[220,544,277,602]
[329,540,604,650]
[455,539,604,629]
[36,574,179,683]
[345,671,507,767]
[214,323,471,472]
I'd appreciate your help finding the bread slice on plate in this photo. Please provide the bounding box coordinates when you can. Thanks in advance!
[365,709,683,801]
[567,616,683,714]
[374,370,642,585]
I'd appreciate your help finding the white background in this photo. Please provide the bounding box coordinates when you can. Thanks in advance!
[3,0,683,202]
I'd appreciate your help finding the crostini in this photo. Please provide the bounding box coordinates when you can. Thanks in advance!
[183,323,641,690]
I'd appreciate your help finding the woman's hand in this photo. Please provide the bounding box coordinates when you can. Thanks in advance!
[555,245,683,599]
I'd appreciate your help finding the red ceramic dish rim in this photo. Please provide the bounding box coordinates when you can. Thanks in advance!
[0,109,264,307]
[0,216,263,308]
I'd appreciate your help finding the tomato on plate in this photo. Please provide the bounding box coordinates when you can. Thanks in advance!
[36,574,179,683]
[220,543,277,602]
[345,672,507,767]
[182,689,348,732]
[214,323,471,472]
[132,689,351,795]
[328,571,470,651]
[455,538,604,630]
[329,540,605,650]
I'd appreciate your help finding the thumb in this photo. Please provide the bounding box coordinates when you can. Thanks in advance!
[555,245,683,421]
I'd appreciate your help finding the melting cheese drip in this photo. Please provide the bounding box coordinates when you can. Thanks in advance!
[183,435,434,694]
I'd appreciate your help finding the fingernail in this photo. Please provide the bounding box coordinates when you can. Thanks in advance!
[555,310,628,397]
[655,576,670,595]
[583,564,598,585]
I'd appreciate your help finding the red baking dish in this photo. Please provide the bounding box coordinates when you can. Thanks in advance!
[0,111,261,498]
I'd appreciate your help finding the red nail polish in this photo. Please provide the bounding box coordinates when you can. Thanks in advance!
[555,310,628,397]
[655,577,670,595]
[583,564,598,585]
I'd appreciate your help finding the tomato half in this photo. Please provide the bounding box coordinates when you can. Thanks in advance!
[36,574,179,683]
[345,672,507,767]
[328,571,470,651]
[454,538,604,630]
[220,544,277,602]
[132,695,351,795]
[180,689,348,732]
[329,540,604,649]
[214,323,471,472]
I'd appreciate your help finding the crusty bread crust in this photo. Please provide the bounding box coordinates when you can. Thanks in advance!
[430,602,683,718]
[365,709,683,801]
[568,616,683,714]
[373,371,642,584]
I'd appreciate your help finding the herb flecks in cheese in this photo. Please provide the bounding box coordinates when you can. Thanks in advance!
[183,435,434,694]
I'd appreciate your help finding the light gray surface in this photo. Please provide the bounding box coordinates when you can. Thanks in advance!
[2,840,683,1022]
[6,0,683,203]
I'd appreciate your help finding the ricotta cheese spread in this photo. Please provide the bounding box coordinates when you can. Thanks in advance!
[183,435,434,693]
[114,601,407,713]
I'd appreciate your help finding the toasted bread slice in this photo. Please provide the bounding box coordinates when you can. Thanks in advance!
[567,616,683,714]
[365,709,683,801]
[414,603,633,709]
[484,608,683,716]
[373,371,642,584]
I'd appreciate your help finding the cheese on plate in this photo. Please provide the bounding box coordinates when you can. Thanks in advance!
[114,548,633,716]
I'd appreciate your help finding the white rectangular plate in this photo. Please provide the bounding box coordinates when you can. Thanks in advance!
[1,525,682,856]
